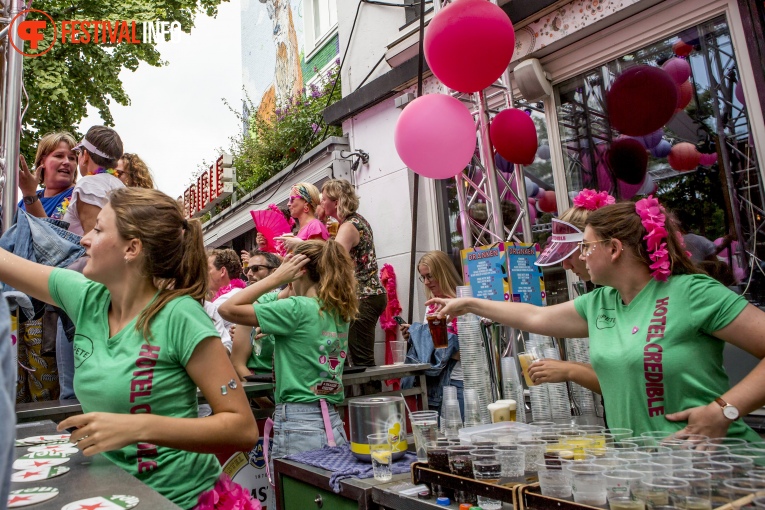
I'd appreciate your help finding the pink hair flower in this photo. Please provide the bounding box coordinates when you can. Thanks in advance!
[573,189,616,211]
[636,196,672,281]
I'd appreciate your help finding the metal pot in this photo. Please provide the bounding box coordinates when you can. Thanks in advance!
[348,396,408,462]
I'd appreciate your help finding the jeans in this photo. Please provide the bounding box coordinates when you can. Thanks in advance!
[348,293,387,366]
[0,210,84,292]
[450,378,465,420]
[0,295,16,506]
[56,318,76,400]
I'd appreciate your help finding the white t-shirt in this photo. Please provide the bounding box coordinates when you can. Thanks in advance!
[211,288,243,331]
[203,301,233,353]
[63,173,124,235]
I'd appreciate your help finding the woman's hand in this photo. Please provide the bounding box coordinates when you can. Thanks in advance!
[57,412,142,456]
[18,155,40,197]
[275,235,302,252]
[256,233,268,249]
[665,402,733,440]
[400,323,410,341]
[527,359,572,385]
[268,253,309,285]
[424,297,471,320]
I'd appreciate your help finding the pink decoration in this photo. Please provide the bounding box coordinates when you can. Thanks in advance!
[195,474,262,510]
[673,39,693,57]
[698,152,718,166]
[572,189,616,211]
[537,189,558,213]
[607,65,678,136]
[394,94,476,179]
[490,108,538,165]
[636,196,671,282]
[667,142,700,171]
[676,80,693,110]
[608,137,648,185]
[588,143,645,199]
[424,0,515,93]
[662,57,691,85]
[527,197,538,223]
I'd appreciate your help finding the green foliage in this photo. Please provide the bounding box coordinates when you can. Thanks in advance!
[20,0,227,160]
[226,64,343,195]
[657,166,727,240]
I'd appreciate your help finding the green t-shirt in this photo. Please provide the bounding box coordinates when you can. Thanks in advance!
[49,269,222,509]
[247,292,277,374]
[255,296,349,405]
[574,274,758,441]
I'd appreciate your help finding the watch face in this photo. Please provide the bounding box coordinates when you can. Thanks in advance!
[723,406,739,420]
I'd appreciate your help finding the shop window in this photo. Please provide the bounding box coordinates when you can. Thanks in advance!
[554,16,765,301]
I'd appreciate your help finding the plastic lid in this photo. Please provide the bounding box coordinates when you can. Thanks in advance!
[460,505,472,510]
[436,497,451,506]
[418,490,431,499]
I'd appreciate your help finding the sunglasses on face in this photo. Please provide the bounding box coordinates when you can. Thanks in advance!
[288,195,303,204]
[248,264,274,272]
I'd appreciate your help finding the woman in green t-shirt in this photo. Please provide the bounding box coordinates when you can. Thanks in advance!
[427,197,765,441]
[219,239,358,471]
[0,187,260,509]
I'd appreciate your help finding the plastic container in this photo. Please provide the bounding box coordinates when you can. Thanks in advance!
[436,497,451,506]
[458,421,533,445]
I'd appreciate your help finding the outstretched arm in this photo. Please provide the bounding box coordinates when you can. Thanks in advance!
[0,248,55,305]
[426,297,589,339]
[528,360,602,394]
[59,336,258,456]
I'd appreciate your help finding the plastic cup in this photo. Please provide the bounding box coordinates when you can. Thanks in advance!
[670,450,712,467]
[672,468,712,499]
[610,496,647,510]
[426,440,452,473]
[447,445,475,478]
[518,439,548,472]
[495,445,525,478]
[708,454,754,477]
[652,455,692,476]
[426,314,449,348]
[616,451,654,464]
[604,468,645,501]
[635,445,673,457]
[472,451,503,510]
[537,459,574,498]
[518,348,542,386]
[693,461,734,504]
[606,428,635,442]
[627,437,660,448]
[634,476,690,508]
[721,478,765,504]
[570,464,608,506]
[368,433,392,481]
[753,496,765,509]
[390,341,407,365]
[410,410,439,462]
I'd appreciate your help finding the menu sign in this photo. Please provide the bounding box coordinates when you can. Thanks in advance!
[506,242,546,306]
[461,243,509,302]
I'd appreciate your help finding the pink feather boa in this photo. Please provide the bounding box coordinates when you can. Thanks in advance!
[194,474,261,510]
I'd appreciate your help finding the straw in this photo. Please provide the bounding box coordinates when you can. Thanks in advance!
[714,490,765,510]
[400,392,414,420]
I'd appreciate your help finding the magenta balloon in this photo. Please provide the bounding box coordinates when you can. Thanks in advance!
[424,0,515,93]
[662,57,691,85]
[490,108,538,165]
[607,65,678,136]
[394,94,476,179]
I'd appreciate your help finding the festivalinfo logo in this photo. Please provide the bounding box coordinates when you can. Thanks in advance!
[10,9,182,57]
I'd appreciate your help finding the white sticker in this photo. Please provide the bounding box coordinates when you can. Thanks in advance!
[27,445,79,455]
[11,466,70,482]
[13,457,70,470]
[61,495,140,510]
[7,487,59,507]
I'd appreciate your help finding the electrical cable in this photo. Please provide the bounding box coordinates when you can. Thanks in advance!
[354,53,386,92]
[245,0,364,207]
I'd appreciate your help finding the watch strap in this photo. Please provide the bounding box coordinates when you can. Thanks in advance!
[23,194,39,205]
[714,397,728,409]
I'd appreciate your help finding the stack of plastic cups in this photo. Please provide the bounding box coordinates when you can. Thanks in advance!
[441,386,462,439]
[542,347,573,420]
[566,337,597,417]
[501,357,526,423]
[525,335,553,422]
[457,286,492,425]
[463,388,482,428]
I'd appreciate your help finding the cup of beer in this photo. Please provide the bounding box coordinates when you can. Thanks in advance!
[426,314,449,349]
[518,348,542,387]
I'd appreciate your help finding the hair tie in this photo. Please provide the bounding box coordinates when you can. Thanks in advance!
[182,219,189,230]
[635,195,670,282]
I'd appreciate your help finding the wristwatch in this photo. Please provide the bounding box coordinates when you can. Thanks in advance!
[714,397,740,421]
[22,194,39,205]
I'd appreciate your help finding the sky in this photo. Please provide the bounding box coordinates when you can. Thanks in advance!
[78,2,243,200]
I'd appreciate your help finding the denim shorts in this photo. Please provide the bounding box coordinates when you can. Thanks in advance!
[270,401,347,461]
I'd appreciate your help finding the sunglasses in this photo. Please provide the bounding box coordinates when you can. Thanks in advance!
[288,194,303,204]
[247,264,274,272]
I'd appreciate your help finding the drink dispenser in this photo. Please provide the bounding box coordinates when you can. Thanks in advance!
[348,396,408,462]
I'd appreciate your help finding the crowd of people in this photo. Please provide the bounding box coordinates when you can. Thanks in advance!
[3,127,765,509]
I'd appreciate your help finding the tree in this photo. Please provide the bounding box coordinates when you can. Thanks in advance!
[19,0,227,160]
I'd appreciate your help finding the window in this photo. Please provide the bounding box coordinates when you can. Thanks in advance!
[306,0,337,52]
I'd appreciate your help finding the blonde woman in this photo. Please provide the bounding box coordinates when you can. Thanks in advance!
[17,132,78,220]
[321,179,386,367]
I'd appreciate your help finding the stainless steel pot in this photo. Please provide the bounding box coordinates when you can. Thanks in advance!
[348,396,408,462]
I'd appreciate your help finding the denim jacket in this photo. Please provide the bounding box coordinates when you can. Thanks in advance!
[0,210,84,294]
[400,322,460,409]
[0,294,15,508]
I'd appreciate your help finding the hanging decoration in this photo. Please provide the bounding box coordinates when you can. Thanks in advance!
[662,57,691,85]
[490,108,538,165]
[608,138,648,185]
[650,139,673,158]
[676,80,693,111]
[423,0,515,93]
[667,142,701,171]
[672,39,693,57]
[394,94,476,179]
[607,65,678,136]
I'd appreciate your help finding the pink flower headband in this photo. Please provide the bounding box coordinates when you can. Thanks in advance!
[635,196,670,282]
[573,189,616,211]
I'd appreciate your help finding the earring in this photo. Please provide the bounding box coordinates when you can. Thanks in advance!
[124,257,129,264]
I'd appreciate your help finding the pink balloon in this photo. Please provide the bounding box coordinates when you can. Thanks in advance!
[527,198,538,223]
[591,144,646,199]
[424,0,515,93]
[677,80,693,110]
[668,142,700,171]
[394,94,476,179]
[662,57,691,85]
[490,109,538,165]
[698,152,718,166]
[538,190,557,213]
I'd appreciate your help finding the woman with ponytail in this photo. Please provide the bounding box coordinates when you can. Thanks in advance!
[219,239,358,472]
[428,197,765,441]
[0,187,260,509]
